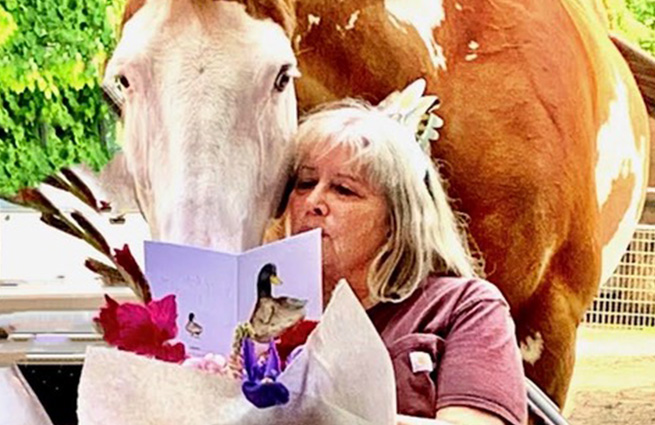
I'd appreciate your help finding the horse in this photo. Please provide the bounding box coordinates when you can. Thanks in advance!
[96,0,300,251]
[97,0,652,415]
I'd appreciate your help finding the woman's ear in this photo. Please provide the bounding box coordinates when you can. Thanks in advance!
[274,174,296,218]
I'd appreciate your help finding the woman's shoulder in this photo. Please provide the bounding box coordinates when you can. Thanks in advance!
[420,275,509,310]
[367,275,511,337]
[413,276,515,345]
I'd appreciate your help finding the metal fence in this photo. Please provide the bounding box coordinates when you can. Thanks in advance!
[585,225,655,329]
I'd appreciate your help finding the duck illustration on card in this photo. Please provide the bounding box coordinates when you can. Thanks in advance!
[248,262,307,343]
[145,229,322,355]
[185,312,203,338]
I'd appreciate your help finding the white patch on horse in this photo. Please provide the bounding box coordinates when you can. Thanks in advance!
[465,53,477,61]
[307,14,321,32]
[345,10,361,30]
[535,243,556,286]
[468,40,479,50]
[387,14,408,33]
[455,3,463,11]
[384,0,447,70]
[596,72,647,285]
[520,332,544,365]
[600,134,647,284]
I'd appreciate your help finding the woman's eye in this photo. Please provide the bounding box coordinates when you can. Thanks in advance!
[334,185,356,196]
[295,180,316,190]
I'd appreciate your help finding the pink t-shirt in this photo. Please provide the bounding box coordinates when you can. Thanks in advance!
[367,276,527,425]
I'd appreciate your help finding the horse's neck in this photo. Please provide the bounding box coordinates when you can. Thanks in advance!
[291,0,441,110]
[564,0,610,30]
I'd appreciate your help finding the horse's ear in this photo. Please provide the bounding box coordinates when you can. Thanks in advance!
[224,0,296,37]
[122,0,148,28]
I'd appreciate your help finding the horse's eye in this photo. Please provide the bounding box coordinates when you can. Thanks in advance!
[274,64,295,92]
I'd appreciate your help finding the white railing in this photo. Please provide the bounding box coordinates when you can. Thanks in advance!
[0,201,148,284]
[585,225,655,329]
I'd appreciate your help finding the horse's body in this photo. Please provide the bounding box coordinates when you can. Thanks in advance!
[104,0,651,413]
[283,0,650,406]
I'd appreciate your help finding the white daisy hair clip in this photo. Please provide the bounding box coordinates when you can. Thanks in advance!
[377,79,445,155]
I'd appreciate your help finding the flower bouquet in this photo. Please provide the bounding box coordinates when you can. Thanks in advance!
[77,281,397,424]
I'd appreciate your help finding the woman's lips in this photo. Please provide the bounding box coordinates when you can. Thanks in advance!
[300,226,328,237]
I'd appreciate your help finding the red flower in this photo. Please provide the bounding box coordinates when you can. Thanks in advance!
[97,295,121,346]
[276,320,318,366]
[95,294,186,363]
[114,244,152,303]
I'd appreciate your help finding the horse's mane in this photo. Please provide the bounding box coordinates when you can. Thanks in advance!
[235,0,296,36]
[120,0,296,36]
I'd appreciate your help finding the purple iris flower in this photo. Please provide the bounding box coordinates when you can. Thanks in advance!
[241,337,290,408]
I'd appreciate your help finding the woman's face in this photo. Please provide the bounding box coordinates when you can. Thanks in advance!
[288,143,390,301]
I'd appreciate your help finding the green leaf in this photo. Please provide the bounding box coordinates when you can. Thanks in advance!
[0,7,18,47]
[2,0,121,192]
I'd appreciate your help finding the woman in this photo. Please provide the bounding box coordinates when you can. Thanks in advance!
[283,101,527,425]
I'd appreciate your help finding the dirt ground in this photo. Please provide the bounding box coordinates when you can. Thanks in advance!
[563,326,655,425]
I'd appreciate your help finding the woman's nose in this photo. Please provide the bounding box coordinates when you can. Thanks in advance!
[306,187,328,216]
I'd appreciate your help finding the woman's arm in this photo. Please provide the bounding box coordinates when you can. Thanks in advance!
[397,405,505,425]
[387,279,527,425]
[396,413,449,425]
[437,406,505,424]
[431,283,527,425]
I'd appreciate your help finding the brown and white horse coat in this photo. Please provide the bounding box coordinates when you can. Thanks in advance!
[107,0,651,412]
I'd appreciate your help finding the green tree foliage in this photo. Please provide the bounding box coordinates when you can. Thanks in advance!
[0,0,122,196]
[605,0,655,55]
[626,0,655,53]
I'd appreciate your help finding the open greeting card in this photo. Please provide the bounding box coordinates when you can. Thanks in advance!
[144,229,322,355]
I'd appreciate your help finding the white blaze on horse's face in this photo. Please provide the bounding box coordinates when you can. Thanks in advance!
[103,0,298,252]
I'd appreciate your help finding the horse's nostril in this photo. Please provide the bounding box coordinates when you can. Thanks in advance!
[101,80,125,117]
[118,75,130,89]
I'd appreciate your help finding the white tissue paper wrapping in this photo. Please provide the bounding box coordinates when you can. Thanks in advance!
[0,366,54,425]
[77,281,397,425]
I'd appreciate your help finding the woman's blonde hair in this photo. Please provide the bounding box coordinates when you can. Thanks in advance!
[287,100,483,303]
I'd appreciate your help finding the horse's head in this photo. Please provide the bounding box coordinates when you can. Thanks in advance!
[104,0,298,251]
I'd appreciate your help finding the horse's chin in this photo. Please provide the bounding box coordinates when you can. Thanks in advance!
[155,230,248,253]
[153,205,271,253]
